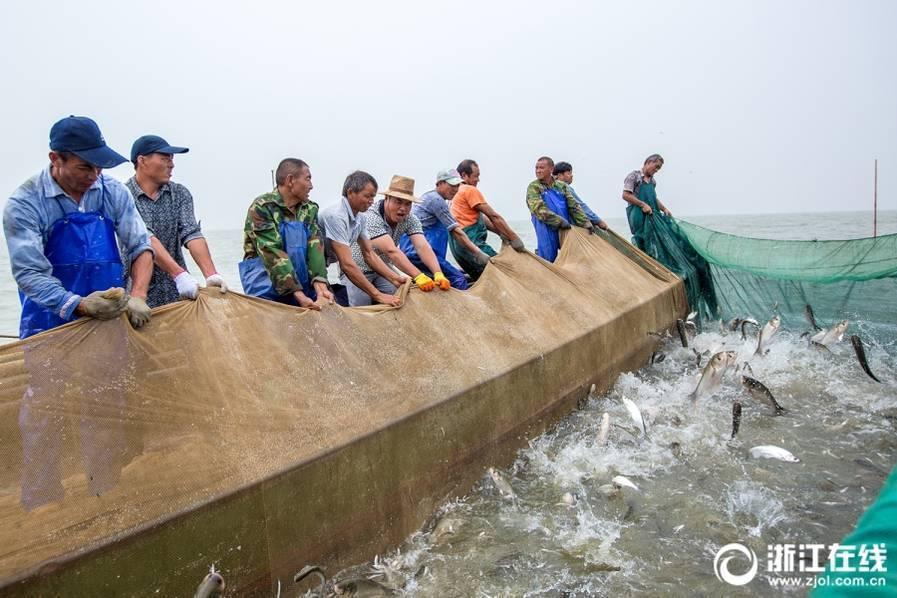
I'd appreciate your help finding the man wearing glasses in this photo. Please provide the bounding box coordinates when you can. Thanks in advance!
[126,135,227,307]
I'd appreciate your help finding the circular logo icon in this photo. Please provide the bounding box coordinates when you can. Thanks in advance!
[714,542,759,586]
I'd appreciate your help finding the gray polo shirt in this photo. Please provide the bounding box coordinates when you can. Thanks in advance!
[319,196,369,266]
[623,170,656,196]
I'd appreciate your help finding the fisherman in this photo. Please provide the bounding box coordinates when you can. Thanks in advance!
[343,175,451,306]
[3,115,154,338]
[622,154,672,250]
[552,161,608,230]
[398,168,490,290]
[526,156,595,262]
[319,171,404,307]
[449,159,526,281]
[239,158,333,310]
[126,135,227,307]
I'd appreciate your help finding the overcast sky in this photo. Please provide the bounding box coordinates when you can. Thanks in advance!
[1,0,894,229]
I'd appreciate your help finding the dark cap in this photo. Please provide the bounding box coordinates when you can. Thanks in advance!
[49,116,128,169]
[130,135,190,163]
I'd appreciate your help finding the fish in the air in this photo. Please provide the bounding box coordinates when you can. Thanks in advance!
[804,304,822,331]
[811,320,849,347]
[690,351,739,398]
[850,335,881,383]
[754,315,781,355]
[731,401,742,439]
[741,376,787,415]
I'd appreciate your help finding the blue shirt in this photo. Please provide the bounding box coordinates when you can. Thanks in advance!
[568,185,603,225]
[3,166,153,321]
[412,190,459,232]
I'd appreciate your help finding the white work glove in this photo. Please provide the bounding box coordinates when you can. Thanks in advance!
[126,296,152,328]
[79,287,128,320]
[174,271,199,300]
[205,273,228,293]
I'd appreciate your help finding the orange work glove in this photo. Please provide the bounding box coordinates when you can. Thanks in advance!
[414,273,436,292]
[433,272,451,291]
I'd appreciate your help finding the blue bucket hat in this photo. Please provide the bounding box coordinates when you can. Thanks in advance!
[130,135,189,163]
[49,116,128,169]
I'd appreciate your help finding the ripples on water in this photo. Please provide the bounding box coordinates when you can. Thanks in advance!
[326,323,896,596]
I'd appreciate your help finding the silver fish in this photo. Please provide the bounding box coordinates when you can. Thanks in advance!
[612,475,639,491]
[726,317,743,332]
[690,351,739,398]
[749,445,800,463]
[755,315,781,355]
[740,318,760,340]
[811,319,849,347]
[804,304,822,331]
[850,335,881,383]
[487,467,516,498]
[731,401,742,439]
[676,319,689,348]
[621,396,648,437]
[430,515,464,543]
[597,412,610,446]
[332,577,397,597]
[195,567,225,598]
[741,376,786,415]
[293,565,325,597]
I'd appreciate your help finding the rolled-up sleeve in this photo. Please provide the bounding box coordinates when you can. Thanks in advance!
[431,198,459,231]
[112,182,153,262]
[176,186,204,247]
[3,198,81,320]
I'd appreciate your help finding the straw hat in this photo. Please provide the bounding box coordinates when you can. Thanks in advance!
[380,175,420,203]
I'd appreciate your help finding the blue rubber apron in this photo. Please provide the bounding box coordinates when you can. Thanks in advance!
[239,220,316,304]
[19,183,124,339]
[626,179,659,251]
[399,220,469,290]
[532,187,572,262]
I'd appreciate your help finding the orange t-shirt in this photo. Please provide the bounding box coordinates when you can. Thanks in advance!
[450,184,487,228]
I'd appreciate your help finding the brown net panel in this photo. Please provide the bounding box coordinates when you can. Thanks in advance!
[0,228,682,592]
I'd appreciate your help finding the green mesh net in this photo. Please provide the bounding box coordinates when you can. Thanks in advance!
[676,221,897,338]
[634,215,721,324]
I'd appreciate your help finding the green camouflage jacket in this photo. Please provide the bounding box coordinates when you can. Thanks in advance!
[242,190,328,296]
[525,179,590,228]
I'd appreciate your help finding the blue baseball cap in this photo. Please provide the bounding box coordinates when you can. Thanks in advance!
[130,135,189,163]
[49,116,128,168]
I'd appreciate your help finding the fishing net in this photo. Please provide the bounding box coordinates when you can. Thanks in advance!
[633,215,721,325]
[676,221,897,337]
[0,229,685,595]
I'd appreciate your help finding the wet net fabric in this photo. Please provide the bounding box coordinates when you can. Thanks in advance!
[0,229,683,590]
[633,215,721,324]
[677,221,897,336]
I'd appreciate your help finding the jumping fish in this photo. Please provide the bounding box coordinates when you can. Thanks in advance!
[676,319,689,348]
[726,317,743,332]
[731,401,742,439]
[621,396,648,437]
[811,320,849,347]
[749,445,800,463]
[293,565,326,597]
[195,566,225,598]
[487,467,516,499]
[850,335,881,383]
[740,318,760,340]
[597,412,610,446]
[690,351,739,398]
[612,475,639,491]
[754,315,781,355]
[741,376,786,415]
[804,304,822,331]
